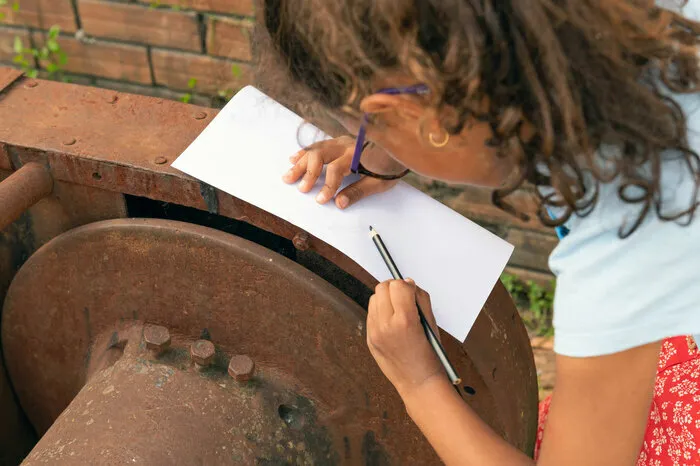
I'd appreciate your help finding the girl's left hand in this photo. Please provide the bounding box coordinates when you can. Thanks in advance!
[367,279,446,399]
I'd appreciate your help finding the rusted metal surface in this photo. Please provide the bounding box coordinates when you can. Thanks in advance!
[0,70,375,286]
[4,219,511,464]
[0,70,538,457]
[144,325,172,354]
[190,340,215,367]
[0,358,36,466]
[229,355,256,383]
[22,323,345,465]
[0,162,53,232]
[0,68,23,95]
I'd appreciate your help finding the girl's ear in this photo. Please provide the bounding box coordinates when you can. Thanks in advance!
[359,94,424,120]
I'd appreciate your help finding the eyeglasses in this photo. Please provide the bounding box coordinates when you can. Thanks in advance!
[350,84,429,180]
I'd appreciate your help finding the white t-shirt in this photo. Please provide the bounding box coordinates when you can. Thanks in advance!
[549,0,700,357]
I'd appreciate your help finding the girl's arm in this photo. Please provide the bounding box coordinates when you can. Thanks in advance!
[369,280,660,466]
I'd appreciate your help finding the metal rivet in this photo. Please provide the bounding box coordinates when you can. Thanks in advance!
[154,156,168,165]
[228,355,255,382]
[194,111,208,120]
[24,81,38,89]
[190,340,215,368]
[63,138,77,146]
[292,232,310,251]
[144,324,171,355]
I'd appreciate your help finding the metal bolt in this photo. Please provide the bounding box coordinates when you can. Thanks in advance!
[190,340,215,368]
[63,138,77,146]
[292,232,310,251]
[194,111,208,120]
[228,355,255,382]
[108,95,118,104]
[154,156,168,165]
[24,81,38,89]
[144,325,171,354]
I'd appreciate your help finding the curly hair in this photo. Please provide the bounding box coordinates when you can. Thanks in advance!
[259,0,700,237]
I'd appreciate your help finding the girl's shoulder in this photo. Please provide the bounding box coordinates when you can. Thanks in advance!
[549,154,700,358]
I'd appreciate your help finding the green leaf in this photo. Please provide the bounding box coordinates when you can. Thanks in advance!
[38,49,49,60]
[48,25,61,39]
[180,93,192,104]
[47,40,60,52]
[12,55,25,65]
[11,0,19,12]
[46,63,58,73]
[13,36,23,53]
[27,69,38,78]
[58,51,68,65]
[187,77,197,89]
[231,64,241,79]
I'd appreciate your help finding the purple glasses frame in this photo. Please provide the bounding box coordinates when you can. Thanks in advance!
[350,84,429,179]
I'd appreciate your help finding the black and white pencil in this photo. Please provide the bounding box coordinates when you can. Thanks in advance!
[369,226,462,386]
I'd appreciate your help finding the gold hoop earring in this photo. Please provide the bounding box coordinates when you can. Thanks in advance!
[428,130,450,148]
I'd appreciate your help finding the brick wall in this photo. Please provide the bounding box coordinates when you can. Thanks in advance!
[0,0,558,281]
[0,0,254,106]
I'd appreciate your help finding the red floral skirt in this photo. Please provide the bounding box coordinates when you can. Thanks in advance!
[535,336,700,465]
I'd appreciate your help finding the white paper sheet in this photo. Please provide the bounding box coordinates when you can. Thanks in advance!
[172,86,513,342]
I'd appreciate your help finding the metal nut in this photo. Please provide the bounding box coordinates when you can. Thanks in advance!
[143,325,171,353]
[194,111,208,120]
[292,232,310,251]
[154,156,168,165]
[228,355,255,382]
[190,340,215,367]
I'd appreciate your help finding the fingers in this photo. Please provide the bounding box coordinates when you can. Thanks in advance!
[316,149,352,204]
[289,149,305,164]
[282,153,308,184]
[411,281,439,340]
[298,150,323,193]
[372,281,395,323]
[388,280,420,326]
[283,137,351,192]
[335,177,400,209]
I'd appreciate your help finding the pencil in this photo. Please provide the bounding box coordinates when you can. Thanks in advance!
[369,226,462,386]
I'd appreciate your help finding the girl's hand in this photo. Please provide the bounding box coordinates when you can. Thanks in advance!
[282,135,403,209]
[367,279,446,399]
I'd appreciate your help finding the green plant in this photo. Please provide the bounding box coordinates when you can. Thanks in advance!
[0,0,20,21]
[501,273,555,336]
[180,77,197,104]
[527,280,555,336]
[13,25,67,80]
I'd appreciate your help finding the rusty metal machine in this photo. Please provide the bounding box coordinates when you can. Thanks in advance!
[0,67,538,465]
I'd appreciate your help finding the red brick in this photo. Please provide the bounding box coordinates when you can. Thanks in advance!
[0,0,76,33]
[32,33,151,84]
[505,228,558,272]
[78,0,201,52]
[151,49,250,95]
[137,0,253,16]
[503,266,554,287]
[448,185,551,233]
[207,16,251,60]
[0,26,29,62]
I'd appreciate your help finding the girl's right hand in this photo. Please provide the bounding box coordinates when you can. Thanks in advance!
[282,135,403,210]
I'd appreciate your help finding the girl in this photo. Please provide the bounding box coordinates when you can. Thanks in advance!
[263,1,700,464]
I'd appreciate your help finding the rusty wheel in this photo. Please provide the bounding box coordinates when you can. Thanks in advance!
[2,219,535,465]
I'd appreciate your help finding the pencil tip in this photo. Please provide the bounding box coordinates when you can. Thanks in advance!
[368,226,378,238]
[369,226,373,231]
